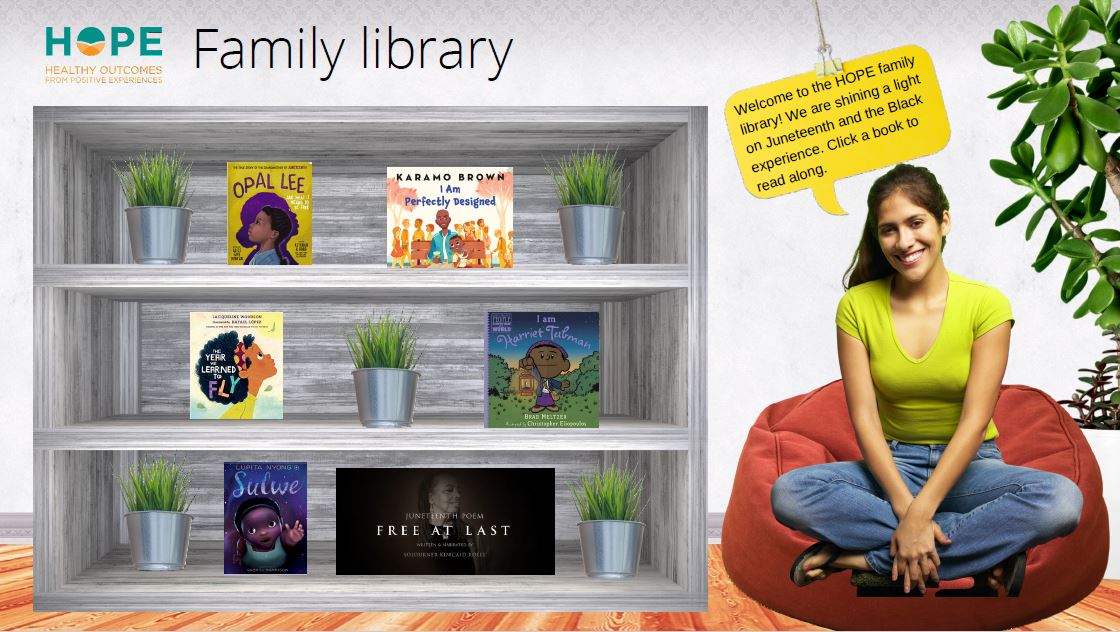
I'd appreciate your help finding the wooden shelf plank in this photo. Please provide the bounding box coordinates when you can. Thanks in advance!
[34,415,689,451]
[34,264,689,302]
[36,542,700,612]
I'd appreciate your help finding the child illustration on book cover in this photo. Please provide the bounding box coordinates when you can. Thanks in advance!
[224,462,307,574]
[190,312,284,420]
[519,341,571,413]
[235,194,300,265]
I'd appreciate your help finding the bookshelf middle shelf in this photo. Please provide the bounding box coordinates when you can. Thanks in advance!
[33,264,690,302]
[34,415,690,451]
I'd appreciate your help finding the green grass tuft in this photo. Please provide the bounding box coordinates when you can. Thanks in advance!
[114,456,193,513]
[569,465,644,522]
[346,315,420,370]
[114,149,192,208]
[548,149,625,207]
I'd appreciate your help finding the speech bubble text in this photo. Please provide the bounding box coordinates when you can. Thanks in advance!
[725,45,950,214]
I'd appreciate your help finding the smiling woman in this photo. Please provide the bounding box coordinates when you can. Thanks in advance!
[769,163,1084,596]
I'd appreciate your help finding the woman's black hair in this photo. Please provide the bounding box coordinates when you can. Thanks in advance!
[843,163,950,289]
[260,206,294,265]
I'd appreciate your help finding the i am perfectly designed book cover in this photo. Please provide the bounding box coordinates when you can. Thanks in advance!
[228,162,312,265]
[386,167,513,268]
[190,312,283,419]
[224,462,307,574]
[485,312,600,428]
[335,467,554,575]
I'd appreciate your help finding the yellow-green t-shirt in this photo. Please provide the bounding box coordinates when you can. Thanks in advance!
[835,272,1014,444]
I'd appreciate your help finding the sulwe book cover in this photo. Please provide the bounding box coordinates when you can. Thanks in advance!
[485,312,600,428]
[386,167,513,268]
[190,312,283,419]
[335,467,554,575]
[224,462,307,574]
[228,162,312,265]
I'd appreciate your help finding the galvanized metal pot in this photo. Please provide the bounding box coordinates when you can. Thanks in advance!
[124,510,193,571]
[353,368,420,427]
[125,206,192,264]
[558,205,625,265]
[577,520,645,579]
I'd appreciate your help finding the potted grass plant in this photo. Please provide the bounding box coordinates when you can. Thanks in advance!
[115,456,194,571]
[570,465,646,579]
[347,315,421,427]
[549,149,626,264]
[115,149,193,264]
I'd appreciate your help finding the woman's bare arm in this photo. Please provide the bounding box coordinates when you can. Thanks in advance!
[837,328,913,518]
[905,321,1011,521]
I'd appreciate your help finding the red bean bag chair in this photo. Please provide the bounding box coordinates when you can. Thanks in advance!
[722,381,1107,630]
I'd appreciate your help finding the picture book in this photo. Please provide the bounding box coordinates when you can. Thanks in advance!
[227,162,312,265]
[335,467,554,575]
[386,167,513,268]
[224,462,307,574]
[485,312,600,428]
[190,312,284,419]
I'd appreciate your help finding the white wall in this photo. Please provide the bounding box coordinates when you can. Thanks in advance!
[0,0,1102,514]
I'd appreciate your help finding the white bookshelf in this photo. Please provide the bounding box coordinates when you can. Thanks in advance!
[32,106,707,612]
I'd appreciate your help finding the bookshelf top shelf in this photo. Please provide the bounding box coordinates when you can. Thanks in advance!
[33,264,689,302]
[34,415,689,451]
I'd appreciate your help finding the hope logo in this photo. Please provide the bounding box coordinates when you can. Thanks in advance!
[46,27,162,57]
[76,27,105,56]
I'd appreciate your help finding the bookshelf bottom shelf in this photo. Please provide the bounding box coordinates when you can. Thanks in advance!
[37,542,701,612]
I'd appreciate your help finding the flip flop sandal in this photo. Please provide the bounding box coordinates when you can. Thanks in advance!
[1003,551,1027,597]
[790,541,842,587]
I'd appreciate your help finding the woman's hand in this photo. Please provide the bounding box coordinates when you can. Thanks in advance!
[890,512,951,593]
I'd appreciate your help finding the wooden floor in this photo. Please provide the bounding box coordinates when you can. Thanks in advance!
[2,544,1119,630]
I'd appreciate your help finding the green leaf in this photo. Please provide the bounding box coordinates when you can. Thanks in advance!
[1097,301,1120,329]
[994,28,1013,50]
[1093,229,1120,241]
[999,83,1034,109]
[1019,88,1050,103]
[1013,142,1036,168]
[1108,85,1120,99]
[1074,299,1093,318]
[1013,59,1055,74]
[1073,48,1104,63]
[1028,41,1058,58]
[1093,0,1112,20]
[1031,80,1071,125]
[1049,4,1065,34]
[1062,259,1092,302]
[1023,20,1055,39]
[1034,222,1064,271]
[996,193,1035,225]
[1084,8,1109,32]
[1057,238,1097,258]
[1060,16,1091,46]
[990,159,1030,179]
[1091,171,1107,211]
[982,42,1020,67]
[1075,94,1120,131]
[1068,62,1102,80]
[1101,255,1120,270]
[1015,119,1039,146]
[1008,21,1029,56]
[1026,205,1048,240]
[1087,276,1116,313]
[988,78,1030,99]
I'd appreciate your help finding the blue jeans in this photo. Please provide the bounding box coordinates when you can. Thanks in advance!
[770,440,1083,579]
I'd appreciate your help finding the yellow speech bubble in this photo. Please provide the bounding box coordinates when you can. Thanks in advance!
[725,45,950,215]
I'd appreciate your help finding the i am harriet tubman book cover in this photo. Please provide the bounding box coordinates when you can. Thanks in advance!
[485,311,599,428]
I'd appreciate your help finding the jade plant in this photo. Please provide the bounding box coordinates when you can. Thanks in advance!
[345,315,420,370]
[985,1,1120,426]
[114,457,193,513]
[114,149,192,208]
[548,149,625,207]
[569,465,645,522]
